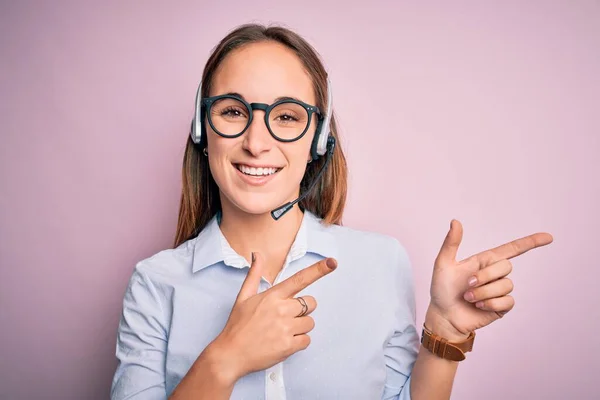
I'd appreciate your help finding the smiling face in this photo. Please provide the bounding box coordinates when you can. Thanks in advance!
[206,41,318,216]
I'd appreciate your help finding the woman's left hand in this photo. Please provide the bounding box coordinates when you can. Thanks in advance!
[425,220,553,341]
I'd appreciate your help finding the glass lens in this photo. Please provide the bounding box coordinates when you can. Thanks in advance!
[209,97,250,136]
[269,102,310,140]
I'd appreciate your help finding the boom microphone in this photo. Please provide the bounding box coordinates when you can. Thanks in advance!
[270,136,336,221]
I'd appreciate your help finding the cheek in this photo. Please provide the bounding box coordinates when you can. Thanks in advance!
[206,137,235,183]
[282,141,312,182]
[287,159,308,186]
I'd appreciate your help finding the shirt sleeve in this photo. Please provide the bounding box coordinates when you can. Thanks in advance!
[111,264,168,400]
[381,240,420,400]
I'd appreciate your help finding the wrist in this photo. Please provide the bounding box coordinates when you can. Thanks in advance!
[424,305,470,342]
[196,339,240,388]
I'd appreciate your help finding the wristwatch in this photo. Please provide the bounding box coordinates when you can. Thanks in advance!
[420,325,476,361]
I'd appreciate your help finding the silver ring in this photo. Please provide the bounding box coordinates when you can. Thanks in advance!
[295,296,308,317]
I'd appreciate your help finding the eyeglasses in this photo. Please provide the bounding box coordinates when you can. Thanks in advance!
[202,94,323,142]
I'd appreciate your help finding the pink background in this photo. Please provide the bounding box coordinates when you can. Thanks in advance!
[1,1,598,399]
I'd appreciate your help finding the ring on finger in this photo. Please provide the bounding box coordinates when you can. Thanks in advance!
[295,296,308,317]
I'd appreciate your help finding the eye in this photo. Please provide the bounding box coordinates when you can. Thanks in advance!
[271,102,308,126]
[220,106,247,119]
[276,113,300,123]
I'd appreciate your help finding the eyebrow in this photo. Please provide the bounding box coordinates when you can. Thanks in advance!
[223,92,304,104]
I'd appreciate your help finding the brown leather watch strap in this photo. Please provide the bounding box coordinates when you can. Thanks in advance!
[420,325,476,361]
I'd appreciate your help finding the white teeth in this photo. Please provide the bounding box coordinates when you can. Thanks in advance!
[237,164,279,176]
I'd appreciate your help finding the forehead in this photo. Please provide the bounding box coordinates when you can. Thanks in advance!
[211,41,315,104]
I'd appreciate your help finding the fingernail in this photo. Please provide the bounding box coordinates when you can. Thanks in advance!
[468,276,478,287]
[326,258,337,270]
[476,301,484,309]
[464,291,474,302]
[251,252,256,263]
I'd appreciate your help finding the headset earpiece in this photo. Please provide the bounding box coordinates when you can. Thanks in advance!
[310,77,333,161]
[190,80,204,145]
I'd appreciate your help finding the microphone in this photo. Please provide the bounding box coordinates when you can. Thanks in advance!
[271,136,336,221]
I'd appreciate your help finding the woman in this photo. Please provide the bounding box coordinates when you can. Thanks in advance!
[111,24,553,399]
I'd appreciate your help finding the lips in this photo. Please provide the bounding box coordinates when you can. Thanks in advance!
[235,164,281,176]
[232,163,282,186]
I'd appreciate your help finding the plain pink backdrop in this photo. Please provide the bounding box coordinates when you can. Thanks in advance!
[1,1,598,399]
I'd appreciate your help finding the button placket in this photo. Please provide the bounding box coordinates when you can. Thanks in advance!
[265,362,286,400]
[264,256,292,400]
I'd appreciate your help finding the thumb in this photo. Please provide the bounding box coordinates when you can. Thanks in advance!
[435,219,463,265]
[235,251,264,304]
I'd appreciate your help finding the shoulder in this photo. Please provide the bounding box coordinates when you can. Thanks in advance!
[118,237,203,320]
[315,219,416,314]
[324,221,410,265]
[127,236,198,294]
[315,219,412,283]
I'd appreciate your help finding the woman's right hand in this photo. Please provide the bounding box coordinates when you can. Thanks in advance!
[209,252,338,383]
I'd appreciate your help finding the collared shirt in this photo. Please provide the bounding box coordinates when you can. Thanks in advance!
[111,210,420,399]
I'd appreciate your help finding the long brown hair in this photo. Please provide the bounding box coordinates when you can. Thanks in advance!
[173,23,348,248]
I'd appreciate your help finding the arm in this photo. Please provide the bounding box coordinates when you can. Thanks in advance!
[408,308,468,400]
[111,265,238,400]
[114,253,337,399]
[381,240,419,400]
[382,240,467,400]
[408,220,553,400]
[111,266,169,399]
[168,341,237,400]
[382,308,465,400]
[171,254,338,397]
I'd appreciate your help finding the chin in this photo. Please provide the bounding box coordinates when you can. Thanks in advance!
[224,191,292,217]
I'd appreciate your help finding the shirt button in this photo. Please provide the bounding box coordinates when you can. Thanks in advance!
[269,372,277,382]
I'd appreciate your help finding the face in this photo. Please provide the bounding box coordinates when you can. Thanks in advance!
[206,41,318,216]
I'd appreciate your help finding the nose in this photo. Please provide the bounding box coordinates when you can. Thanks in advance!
[242,111,273,156]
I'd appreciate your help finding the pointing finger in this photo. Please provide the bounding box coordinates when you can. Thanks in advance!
[272,258,337,298]
[478,232,553,264]
[235,252,263,304]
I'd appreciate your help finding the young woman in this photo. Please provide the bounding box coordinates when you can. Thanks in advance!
[110,24,553,400]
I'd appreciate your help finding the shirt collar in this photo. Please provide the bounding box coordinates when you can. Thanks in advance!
[191,210,338,274]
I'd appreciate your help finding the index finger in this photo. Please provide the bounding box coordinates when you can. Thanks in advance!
[479,232,553,262]
[271,258,338,298]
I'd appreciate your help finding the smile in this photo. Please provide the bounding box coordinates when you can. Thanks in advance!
[234,164,281,176]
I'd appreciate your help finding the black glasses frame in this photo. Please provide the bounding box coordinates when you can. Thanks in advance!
[202,94,323,143]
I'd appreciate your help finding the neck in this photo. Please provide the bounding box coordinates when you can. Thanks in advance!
[219,198,304,282]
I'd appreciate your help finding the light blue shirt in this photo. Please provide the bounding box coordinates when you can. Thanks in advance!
[111,210,420,399]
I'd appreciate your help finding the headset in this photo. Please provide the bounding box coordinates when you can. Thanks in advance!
[189,77,336,220]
